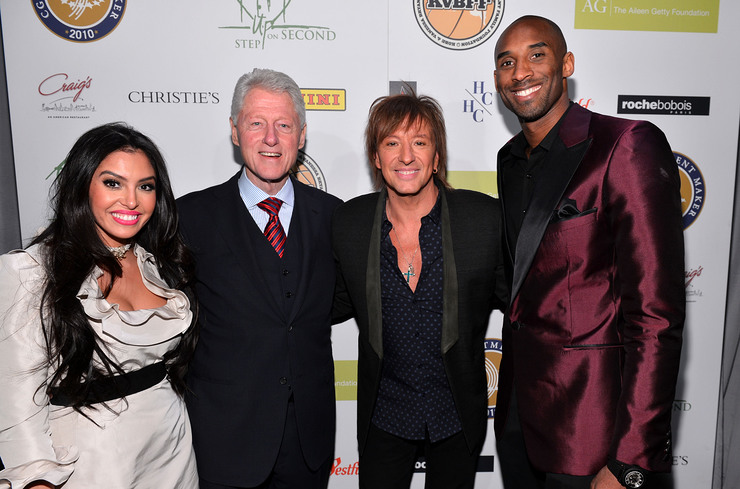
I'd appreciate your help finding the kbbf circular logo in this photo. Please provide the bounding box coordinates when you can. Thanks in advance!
[291,151,328,192]
[414,0,505,50]
[33,0,127,43]
[675,152,705,230]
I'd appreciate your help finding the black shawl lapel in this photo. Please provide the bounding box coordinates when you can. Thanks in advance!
[439,187,459,355]
[364,183,459,358]
[510,106,593,304]
[366,188,386,359]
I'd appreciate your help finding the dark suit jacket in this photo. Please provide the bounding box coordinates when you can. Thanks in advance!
[332,185,507,455]
[495,103,685,475]
[178,171,341,486]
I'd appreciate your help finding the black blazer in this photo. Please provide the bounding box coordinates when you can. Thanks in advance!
[332,185,507,454]
[178,171,342,486]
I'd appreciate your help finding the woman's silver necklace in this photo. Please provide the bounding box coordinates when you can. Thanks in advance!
[108,243,131,260]
[392,228,418,283]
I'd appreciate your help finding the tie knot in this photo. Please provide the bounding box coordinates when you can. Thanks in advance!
[258,197,282,217]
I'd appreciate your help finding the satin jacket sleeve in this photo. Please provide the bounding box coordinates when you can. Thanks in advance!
[603,121,684,468]
[0,248,77,489]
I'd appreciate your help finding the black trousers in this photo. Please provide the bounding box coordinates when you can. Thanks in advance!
[360,423,480,489]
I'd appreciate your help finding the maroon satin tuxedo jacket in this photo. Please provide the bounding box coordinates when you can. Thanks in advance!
[494,103,685,475]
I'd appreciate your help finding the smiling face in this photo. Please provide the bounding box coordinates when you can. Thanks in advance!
[375,119,439,200]
[88,149,157,248]
[494,17,574,125]
[231,87,306,195]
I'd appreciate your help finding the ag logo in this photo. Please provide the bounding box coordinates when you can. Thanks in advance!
[414,0,504,50]
[33,0,126,43]
[291,151,328,192]
[580,0,608,14]
[675,152,705,229]
[485,338,502,418]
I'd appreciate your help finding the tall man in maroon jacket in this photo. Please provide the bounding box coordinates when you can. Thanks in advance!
[493,16,684,489]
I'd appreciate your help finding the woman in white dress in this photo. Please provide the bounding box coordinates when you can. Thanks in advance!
[0,123,199,488]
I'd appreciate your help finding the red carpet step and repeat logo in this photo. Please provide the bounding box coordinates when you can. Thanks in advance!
[675,152,705,230]
[485,338,502,419]
[222,0,336,50]
[33,0,126,42]
[414,0,504,50]
[291,151,328,192]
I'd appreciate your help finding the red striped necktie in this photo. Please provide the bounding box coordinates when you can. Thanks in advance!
[257,197,286,258]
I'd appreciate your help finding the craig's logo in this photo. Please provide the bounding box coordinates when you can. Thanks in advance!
[485,338,502,419]
[684,265,703,301]
[414,0,504,50]
[330,457,359,476]
[38,73,95,118]
[675,152,705,229]
[617,95,710,116]
[222,0,335,50]
[291,151,328,192]
[33,0,126,42]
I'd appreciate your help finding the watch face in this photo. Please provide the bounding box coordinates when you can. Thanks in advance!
[624,469,645,488]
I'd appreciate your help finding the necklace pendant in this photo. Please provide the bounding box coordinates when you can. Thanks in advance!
[108,243,132,260]
[403,264,415,283]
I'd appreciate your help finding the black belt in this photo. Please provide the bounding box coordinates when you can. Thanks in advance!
[49,361,168,407]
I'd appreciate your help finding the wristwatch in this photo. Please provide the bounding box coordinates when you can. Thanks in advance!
[607,459,646,488]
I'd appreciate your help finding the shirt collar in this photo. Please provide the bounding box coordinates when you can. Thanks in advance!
[510,102,573,159]
[238,168,295,209]
[381,188,443,238]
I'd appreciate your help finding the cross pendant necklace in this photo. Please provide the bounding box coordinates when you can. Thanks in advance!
[392,228,418,284]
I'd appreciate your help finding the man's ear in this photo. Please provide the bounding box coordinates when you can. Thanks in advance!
[230,117,240,146]
[563,51,575,78]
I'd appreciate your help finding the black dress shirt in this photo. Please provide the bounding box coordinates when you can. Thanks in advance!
[372,195,462,442]
[503,104,572,255]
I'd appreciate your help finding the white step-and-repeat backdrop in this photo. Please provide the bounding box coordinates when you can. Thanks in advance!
[1,1,737,487]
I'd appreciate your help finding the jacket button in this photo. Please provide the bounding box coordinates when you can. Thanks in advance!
[280,377,287,385]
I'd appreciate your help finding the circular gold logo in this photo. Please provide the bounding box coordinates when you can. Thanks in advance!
[675,152,704,229]
[414,0,504,50]
[33,0,126,43]
[291,151,327,192]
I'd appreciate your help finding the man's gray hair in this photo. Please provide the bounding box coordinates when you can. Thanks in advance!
[230,68,306,127]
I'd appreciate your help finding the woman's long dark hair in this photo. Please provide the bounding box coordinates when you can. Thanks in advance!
[31,122,197,408]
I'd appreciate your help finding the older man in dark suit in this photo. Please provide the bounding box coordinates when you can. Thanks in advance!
[493,16,684,489]
[178,68,341,489]
[333,92,507,489]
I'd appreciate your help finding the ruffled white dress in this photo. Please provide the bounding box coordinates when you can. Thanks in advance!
[0,244,198,488]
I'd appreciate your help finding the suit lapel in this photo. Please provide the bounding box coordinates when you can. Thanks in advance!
[439,187,459,355]
[366,189,386,359]
[213,172,283,312]
[286,178,316,325]
[510,106,593,304]
[364,186,459,358]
